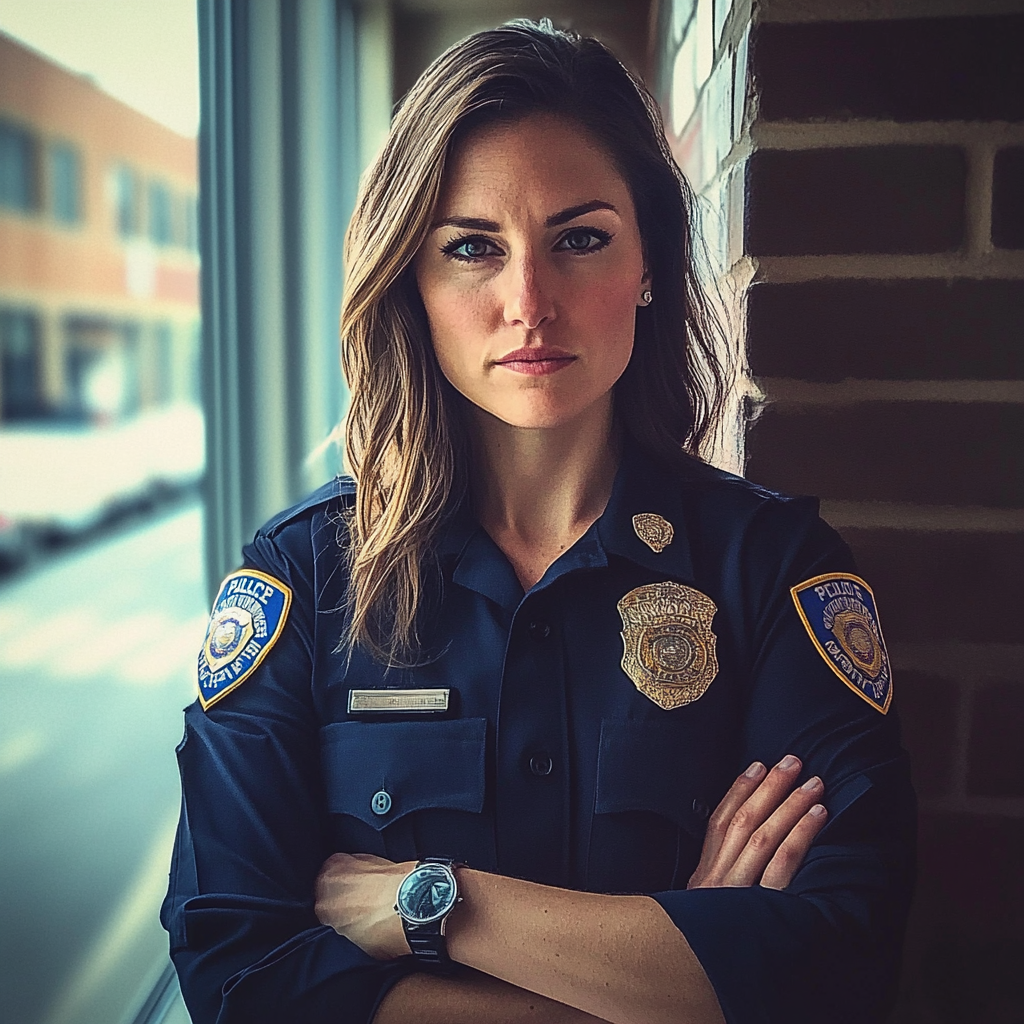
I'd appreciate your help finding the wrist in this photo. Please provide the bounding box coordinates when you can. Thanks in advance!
[395,858,465,969]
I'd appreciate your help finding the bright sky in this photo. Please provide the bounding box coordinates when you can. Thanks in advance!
[0,0,199,137]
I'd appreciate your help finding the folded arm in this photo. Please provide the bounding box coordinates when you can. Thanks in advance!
[318,755,828,1024]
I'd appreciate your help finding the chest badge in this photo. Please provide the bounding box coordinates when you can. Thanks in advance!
[632,513,674,553]
[791,572,892,714]
[198,568,292,710]
[617,581,718,710]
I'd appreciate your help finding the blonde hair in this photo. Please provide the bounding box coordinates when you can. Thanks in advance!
[341,20,729,665]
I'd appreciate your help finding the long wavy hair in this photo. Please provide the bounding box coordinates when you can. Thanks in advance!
[340,19,730,665]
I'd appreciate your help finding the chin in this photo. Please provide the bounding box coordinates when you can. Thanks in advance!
[482,394,604,431]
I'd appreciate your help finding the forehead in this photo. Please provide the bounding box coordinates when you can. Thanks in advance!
[437,113,632,215]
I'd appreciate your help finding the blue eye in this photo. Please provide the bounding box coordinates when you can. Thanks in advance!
[440,235,502,261]
[555,227,613,254]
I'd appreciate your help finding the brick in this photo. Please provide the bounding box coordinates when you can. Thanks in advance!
[746,403,1024,506]
[840,529,1024,645]
[747,280,1024,382]
[968,678,1024,797]
[752,16,1024,123]
[901,815,1024,1023]
[896,672,958,800]
[746,147,965,256]
[993,147,1024,250]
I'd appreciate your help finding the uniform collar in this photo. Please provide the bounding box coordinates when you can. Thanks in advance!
[596,441,695,584]
[435,439,696,613]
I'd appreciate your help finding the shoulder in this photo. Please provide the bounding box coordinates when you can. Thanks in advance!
[257,475,356,540]
[674,454,824,539]
[238,476,356,613]
[668,454,853,590]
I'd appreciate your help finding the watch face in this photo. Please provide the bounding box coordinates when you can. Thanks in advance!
[397,864,457,924]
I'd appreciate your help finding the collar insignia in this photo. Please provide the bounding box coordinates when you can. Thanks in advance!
[791,572,892,714]
[632,513,674,553]
[198,569,292,710]
[618,581,718,710]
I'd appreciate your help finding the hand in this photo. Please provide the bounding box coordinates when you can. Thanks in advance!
[687,754,827,891]
[314,852,414,959]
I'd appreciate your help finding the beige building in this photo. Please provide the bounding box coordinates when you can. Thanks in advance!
[0,30,199,424]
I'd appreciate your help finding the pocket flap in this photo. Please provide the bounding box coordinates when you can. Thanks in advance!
[594,720,707,835]
[320,717,487,831]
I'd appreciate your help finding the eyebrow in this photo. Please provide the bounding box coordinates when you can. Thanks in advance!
[431,200,619,233]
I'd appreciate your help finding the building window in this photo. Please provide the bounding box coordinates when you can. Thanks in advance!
[0,119,38,213]
[154,321,174,403]
[113,163,141,237]
[148,180,173,245]
[0,308,43,421]
[50,141,82,224]
[185,193,199,252]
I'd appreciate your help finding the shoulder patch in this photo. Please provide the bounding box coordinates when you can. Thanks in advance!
[791,572,892,714]
[197,569,292,710]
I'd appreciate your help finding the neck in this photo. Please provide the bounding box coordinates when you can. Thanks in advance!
[468,397,620,590]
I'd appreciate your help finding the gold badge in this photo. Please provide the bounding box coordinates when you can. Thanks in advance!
[632,513,674,553]
[617,581,718,710]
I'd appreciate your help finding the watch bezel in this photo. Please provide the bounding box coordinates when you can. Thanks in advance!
[395,862,459,925]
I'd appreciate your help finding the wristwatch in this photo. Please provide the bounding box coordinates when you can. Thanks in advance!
[394,857,463,969]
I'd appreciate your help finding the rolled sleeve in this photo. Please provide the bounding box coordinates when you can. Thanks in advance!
[161,508,410,1023]
[654,502,916,1024]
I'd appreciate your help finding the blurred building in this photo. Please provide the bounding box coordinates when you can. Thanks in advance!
[0,30,199,427]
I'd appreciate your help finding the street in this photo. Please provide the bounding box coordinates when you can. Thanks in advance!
[0,503,207,1024]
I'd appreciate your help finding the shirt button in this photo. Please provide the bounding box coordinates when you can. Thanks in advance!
[371,790,392,815]
[529,753,553,776]
[692,798,710,819]
[528,619,551,640]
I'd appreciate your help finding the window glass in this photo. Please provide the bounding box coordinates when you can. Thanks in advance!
[113,162,141,238]
[0,10,202,1021]
[49,141,81,224]
[0,309,43,420]
[184,193,199,251]
[0,117,37,212]
[148,179,173,245]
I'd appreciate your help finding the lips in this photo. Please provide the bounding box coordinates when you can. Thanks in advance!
[493,346,577,376]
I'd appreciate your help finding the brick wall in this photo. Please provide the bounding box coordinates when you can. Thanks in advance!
[659,1,1024,1019]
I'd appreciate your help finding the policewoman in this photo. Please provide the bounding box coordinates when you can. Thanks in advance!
[162,21,915,1024]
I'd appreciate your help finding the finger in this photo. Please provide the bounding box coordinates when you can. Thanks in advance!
[702,754,804,883]
[724,773,824,886]
[688,761,767,887]
[760,803,828,890]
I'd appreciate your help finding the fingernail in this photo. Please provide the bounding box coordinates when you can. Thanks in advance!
[744,761,766,779]
[801,776,822,791]
[777,755,799,771]
[809,804,827,817]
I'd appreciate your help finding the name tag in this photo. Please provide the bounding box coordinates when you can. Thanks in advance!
[347,688,450,714]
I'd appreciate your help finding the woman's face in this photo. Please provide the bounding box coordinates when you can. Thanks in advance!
[414,113,648,431]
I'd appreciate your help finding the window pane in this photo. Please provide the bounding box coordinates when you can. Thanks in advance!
[148,180,172,245]
[113,163,139,237]
[0,118,37,212]
[50,141,81,224]
[0,309,43,420]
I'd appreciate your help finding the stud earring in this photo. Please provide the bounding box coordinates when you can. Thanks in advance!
[640,289,653,306]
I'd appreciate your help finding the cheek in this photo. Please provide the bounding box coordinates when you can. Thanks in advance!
[420,283,495,385]
[573,273,640,355]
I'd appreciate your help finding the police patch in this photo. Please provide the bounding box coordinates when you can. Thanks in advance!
[197,569,292,710]
[791,572,892,714]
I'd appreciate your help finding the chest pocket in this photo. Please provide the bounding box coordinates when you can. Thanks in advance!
[588,719,716,893]
[319,717,495,869]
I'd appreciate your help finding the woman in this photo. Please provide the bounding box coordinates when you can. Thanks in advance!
[163,20,914,1024]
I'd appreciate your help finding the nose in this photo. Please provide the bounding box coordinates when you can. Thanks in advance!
[502,252,555,330]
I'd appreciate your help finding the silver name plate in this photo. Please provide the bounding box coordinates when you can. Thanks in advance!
[347,688,450,714]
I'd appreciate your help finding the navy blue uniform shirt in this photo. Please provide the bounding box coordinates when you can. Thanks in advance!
[162,446,915,1024]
